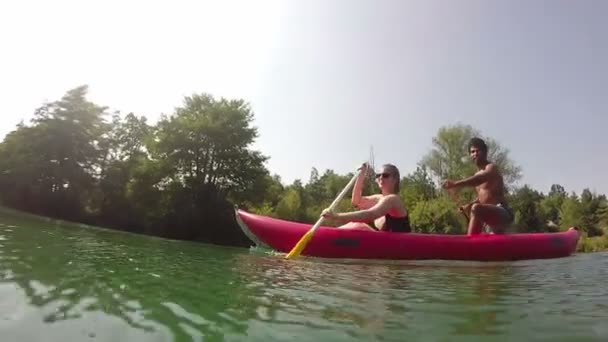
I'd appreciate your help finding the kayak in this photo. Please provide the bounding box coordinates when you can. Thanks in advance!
[234,209,580,261]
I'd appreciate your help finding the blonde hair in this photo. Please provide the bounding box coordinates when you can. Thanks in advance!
[382,164,400,194]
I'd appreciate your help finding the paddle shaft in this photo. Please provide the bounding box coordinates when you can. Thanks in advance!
[311,168,364,233]
[285,168,363,259]
[448,189,470,222]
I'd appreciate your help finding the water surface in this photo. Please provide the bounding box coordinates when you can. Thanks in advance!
[0,209,606,341]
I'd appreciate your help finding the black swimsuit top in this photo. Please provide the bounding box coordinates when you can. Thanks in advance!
[384,213,411,233]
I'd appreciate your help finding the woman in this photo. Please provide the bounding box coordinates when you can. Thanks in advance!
[321,163,411,232]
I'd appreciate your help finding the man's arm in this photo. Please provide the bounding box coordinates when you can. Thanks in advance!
[454,164,497,188]
[464,197,480,206]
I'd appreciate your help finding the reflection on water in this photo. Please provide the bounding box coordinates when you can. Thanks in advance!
[0,210,607,341]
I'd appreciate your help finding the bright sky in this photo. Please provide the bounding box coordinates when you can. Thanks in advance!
[1,0,606,195]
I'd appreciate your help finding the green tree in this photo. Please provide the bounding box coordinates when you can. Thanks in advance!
[306,168,323,200]
[95,113,152,229]
[400,165,437,211]
[0,85,109,220]
[275,188,302,221]
[420,123,522,191]
[559,193,584,231]
[579,189,605,236]
[5,90,608,252]
[246,173,285,216]
[508,185,548,232]
[138,93,271,245]
[549,184,566,196]
[101,112,151,164]
[153,93,268,202]
[538,184,567,227]
[598,200,608,232]
[409,195,464,234]
[0,124,49,211]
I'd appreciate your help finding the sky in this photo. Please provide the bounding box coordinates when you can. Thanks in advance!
[1,0,606,195]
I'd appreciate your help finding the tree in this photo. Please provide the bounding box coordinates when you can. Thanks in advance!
[5,89,608,252]
[133,93,272,245]
[539,184,567,226]
[598,200,608,232]
[153,93,268,201]
[508,185,548,232]
[400,165,437,210]
[579,189,605,236]
[0,85,109,220]
[32,85,109,176]
[0,88,271,246]
[420,123,522,190]
[95,113,152,228]
[559,193,584,231]
[549,184,566,197]
[101,112,150,164]
[409,196,464,234]
[248,173,284,217]
[0,125,49,211]
[275,188,302,221]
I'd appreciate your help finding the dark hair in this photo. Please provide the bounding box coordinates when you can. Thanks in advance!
[468,137,488,154]
[382,163,400,193]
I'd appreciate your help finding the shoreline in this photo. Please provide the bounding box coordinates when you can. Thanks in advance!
[2,205,606,255]
[577,234,608,253]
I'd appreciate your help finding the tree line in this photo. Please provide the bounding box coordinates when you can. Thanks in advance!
[1,86,606,249]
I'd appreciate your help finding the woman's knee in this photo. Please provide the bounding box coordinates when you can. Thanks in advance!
[338,222,373,230]
[338,222,361,229]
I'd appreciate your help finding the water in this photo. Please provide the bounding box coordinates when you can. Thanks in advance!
[0,208,607,341]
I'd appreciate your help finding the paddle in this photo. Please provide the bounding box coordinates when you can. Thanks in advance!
[285,168,363,259]
[447,189,470,222]
[448,188,522,234]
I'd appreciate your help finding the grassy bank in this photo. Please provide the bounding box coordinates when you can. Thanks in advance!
[0,205,128,234]
[2,205,607,254]
[576,234,608,253]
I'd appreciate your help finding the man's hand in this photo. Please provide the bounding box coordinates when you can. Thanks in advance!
[442,180,456,189]
[459,202,473,214]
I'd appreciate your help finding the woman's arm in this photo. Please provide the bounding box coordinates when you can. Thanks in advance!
[351,163,380,209]
[325,195,398,222]
[350,165,367,206]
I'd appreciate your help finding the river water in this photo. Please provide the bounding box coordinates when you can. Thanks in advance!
[0,208,606,341]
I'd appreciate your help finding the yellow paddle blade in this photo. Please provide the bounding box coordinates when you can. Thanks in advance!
[285,228,315,259]
[283,168,363,260]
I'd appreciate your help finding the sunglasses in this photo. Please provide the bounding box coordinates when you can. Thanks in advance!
[375,172,391,179]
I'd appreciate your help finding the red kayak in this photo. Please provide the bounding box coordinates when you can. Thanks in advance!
[235,209,580,261]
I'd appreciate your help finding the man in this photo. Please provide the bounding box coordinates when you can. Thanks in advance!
[442,137,514,235]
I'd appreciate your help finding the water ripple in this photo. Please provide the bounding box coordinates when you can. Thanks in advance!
[0,213,607,341]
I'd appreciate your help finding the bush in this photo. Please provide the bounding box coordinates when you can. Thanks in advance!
[410,196,465,234]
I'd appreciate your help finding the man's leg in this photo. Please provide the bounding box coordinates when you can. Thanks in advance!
[468,203,510,235]
[467,207,484,235]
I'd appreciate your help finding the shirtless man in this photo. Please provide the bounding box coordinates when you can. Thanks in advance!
[442,137,514,235]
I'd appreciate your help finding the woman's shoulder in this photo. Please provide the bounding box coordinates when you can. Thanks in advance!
[363,194,384,201]
[379,194,404,205]
[382,194,407,210]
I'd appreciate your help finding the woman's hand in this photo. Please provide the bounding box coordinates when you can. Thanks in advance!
[358,162,374,178]
[321,208,339,219]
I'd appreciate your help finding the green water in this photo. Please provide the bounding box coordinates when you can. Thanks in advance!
[0,209,606,342]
